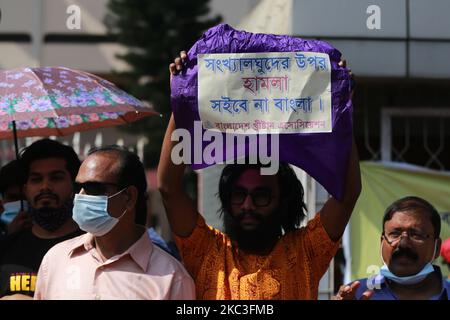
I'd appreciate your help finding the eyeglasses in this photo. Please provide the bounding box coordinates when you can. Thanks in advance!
[230,188,273,207]
[383,230,431,245]
[75,182,120,196]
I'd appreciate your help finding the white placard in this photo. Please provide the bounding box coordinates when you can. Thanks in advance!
[198,52,332,134]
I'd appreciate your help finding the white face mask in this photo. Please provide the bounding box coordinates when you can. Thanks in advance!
[1,200,28,225]
[380,240,437,285]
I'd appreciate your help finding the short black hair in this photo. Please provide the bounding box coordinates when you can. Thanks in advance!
[0,160,25,195]
[382,196,441,238]
[20,138,80,182]
[87,145,148,226]
[218,162,307,232]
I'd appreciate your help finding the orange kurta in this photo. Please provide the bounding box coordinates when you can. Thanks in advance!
[175,212,339,300]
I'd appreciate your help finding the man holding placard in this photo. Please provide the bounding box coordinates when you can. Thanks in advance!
[158,24,361,300]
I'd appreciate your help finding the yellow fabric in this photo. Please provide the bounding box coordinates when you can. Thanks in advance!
[350,161,450,280]
[175,213,339,300]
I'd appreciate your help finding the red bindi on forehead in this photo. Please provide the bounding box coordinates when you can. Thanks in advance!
[234,168,278,190]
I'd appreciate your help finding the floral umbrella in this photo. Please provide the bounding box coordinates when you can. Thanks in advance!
[0,67,157,157]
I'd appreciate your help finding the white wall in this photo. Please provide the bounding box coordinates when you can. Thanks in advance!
[290,0,450,79]
[210,0,259,28]
[292,0,406,38]
[43,0,109,34]
[0,0,38,32]
[410,0,450,39]
[326,40,407,77]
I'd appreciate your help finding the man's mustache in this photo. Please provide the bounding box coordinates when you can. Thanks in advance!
[34,192,59,203]
[391,247,418,261]
[235,211,264,222]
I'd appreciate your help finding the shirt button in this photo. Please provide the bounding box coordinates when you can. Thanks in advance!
[95,294,101,300]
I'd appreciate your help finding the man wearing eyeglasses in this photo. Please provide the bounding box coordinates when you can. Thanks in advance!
[34,146,195,300]
[158,53,361,299]
[335,196,449,300]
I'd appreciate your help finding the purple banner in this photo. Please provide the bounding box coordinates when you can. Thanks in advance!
[170,24,353,201]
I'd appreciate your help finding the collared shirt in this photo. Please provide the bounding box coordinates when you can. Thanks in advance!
[174,213,339,300]
[147,228,180,260]
[34,231,195,300]
[355,266,450,300]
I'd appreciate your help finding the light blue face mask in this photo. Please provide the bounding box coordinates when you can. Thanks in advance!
[0,200,28,225]
[380,241,437,285]
[72,188,127,237]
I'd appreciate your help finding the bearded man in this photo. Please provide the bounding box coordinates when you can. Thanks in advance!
[0,139,83,299]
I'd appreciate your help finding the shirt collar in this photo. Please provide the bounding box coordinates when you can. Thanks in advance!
[125,231,153,271]
[68,233,93,256]
[68,230,153,272]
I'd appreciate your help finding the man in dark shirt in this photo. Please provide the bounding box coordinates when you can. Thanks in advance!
[0,139,83,299]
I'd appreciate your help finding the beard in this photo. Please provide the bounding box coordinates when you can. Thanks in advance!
[29,199,74,232]
[223,209,282,254]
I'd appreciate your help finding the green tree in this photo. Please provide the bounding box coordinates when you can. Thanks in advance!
[105,0,221,167]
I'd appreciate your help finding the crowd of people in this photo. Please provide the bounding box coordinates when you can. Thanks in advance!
[0,53,448,300]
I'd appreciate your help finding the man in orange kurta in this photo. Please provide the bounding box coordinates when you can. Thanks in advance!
[158,54,361,300]
[174,210,338,299]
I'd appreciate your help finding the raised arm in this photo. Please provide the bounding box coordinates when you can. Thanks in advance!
[319,60,361,242]
[157,114,199,237]
[157,52,199,237]
[158,115,198,237]
[319,137,361,242]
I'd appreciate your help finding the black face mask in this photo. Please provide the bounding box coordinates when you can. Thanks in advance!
[29,200,73,232]
[224,209,282,254]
